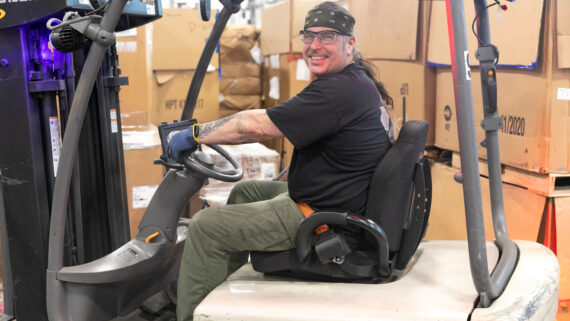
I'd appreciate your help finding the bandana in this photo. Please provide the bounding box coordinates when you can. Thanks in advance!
[304,7,354,35]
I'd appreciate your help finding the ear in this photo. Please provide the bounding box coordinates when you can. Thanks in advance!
[346,36,356,56]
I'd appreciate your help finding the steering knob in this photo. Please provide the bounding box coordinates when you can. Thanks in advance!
[182,145,243,182]
[193,151,214,167]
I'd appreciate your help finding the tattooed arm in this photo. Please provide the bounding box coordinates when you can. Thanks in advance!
[196,109,284,145]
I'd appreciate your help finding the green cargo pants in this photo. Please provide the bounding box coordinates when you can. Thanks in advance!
[176,180,305,321]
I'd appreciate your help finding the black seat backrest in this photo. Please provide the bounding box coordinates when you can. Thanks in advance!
[365,120,429,252]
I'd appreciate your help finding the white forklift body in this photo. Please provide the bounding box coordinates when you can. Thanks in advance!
[195,241,559,321]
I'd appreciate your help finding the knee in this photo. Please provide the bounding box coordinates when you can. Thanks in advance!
[227,180,257,204]
[191,207,220,233]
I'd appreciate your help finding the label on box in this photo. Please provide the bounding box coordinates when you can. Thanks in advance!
[270,54,280,69]
[250,45,262,65]
[261,162,276,180]
[558,88,570,101]
[296,59,311,81]
[49,117,61,177]
[269,76,280,100]
[132,185,158,209]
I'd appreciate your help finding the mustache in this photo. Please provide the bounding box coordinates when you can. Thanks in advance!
[307,50,327,56]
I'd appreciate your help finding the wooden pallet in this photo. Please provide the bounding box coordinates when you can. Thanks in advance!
[451,152,570,197]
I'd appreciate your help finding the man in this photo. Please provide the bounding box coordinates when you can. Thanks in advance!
[167,2,393,320]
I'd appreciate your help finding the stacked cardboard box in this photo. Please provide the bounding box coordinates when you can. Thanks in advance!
[219,25,262,118]
[196,143,281,208]
[121,126,164,237]
[151,9,220,125]
[116,8,221,235]
[430,0,570,174]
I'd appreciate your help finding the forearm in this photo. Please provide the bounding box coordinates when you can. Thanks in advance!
[196,109,283,145]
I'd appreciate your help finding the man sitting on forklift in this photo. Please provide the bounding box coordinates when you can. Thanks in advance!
[167,2,394,319]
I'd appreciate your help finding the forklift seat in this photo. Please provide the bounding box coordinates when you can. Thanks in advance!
[250,120,431,281]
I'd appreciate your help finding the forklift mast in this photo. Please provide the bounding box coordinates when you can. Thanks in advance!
[0,1,161,320]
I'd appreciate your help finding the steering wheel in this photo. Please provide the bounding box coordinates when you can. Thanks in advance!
[182,144,242,182]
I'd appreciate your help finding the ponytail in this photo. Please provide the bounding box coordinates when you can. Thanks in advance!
[353,50,393,107]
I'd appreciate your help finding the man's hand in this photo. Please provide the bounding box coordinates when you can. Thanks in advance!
[167,128,199,162]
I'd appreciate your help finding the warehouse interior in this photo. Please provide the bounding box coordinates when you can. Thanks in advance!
[0,0,569,320]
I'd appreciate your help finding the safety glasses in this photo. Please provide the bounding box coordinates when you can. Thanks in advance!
[299,30,348,45]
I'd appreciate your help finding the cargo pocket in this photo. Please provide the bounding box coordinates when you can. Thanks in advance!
[241,203,302,251]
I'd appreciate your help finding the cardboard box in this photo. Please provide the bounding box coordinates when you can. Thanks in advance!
[151,70,220,125]
[260,1,290,56]
[219,95,262,117]
[435,65,570,173]
[122,126,164,238]
[221,63,261,78]
[116,25,152,122]
[220,76,262,95]
[427,1,543,68]
[351,0,419,60]
[425,162,545,242]
[433,0,570,173]
[220,24,261,64]
[558,0,570,69]
[151,9,218,70]
[555,197,570,306]
[262,54,311,108]
[197,143,281,206]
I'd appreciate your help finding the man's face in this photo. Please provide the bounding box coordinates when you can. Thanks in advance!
[302,27,355,77]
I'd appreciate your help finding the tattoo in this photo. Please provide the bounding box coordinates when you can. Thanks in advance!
[198,113,255,144]
[235,114,254,143]
[199,114,237,137]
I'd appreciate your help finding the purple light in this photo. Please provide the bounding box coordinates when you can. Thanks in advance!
[40,36,53,61]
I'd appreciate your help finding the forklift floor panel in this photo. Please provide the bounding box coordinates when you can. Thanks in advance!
[195,240,558,321]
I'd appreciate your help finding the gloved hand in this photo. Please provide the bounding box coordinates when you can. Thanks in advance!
[167,127,199,162]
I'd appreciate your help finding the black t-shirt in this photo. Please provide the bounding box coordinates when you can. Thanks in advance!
[266,63,392,215]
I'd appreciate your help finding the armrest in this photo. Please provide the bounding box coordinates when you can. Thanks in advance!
[295,211,392,277]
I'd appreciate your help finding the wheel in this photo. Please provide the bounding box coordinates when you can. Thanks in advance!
[182,144,242,182]
[200,0,211,21]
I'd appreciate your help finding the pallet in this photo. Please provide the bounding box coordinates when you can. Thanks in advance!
[451,152,570,197]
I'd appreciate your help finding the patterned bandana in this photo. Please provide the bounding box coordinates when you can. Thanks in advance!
[304,6,354,35]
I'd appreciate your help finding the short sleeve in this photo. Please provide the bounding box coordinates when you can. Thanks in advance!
[266,82,340,149]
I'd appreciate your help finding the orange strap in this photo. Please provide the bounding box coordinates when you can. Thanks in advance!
[296,201,329,235]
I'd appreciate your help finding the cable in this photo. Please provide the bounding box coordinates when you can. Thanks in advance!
[471,0,500,46]
[87,0,111,16]
[46,15,103,32]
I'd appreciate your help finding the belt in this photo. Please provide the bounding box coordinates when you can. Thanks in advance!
[296,201,329,235]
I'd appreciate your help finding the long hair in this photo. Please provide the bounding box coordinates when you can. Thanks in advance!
[312,1,393,106]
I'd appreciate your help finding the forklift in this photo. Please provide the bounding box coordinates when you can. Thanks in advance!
[0,0,561,320]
